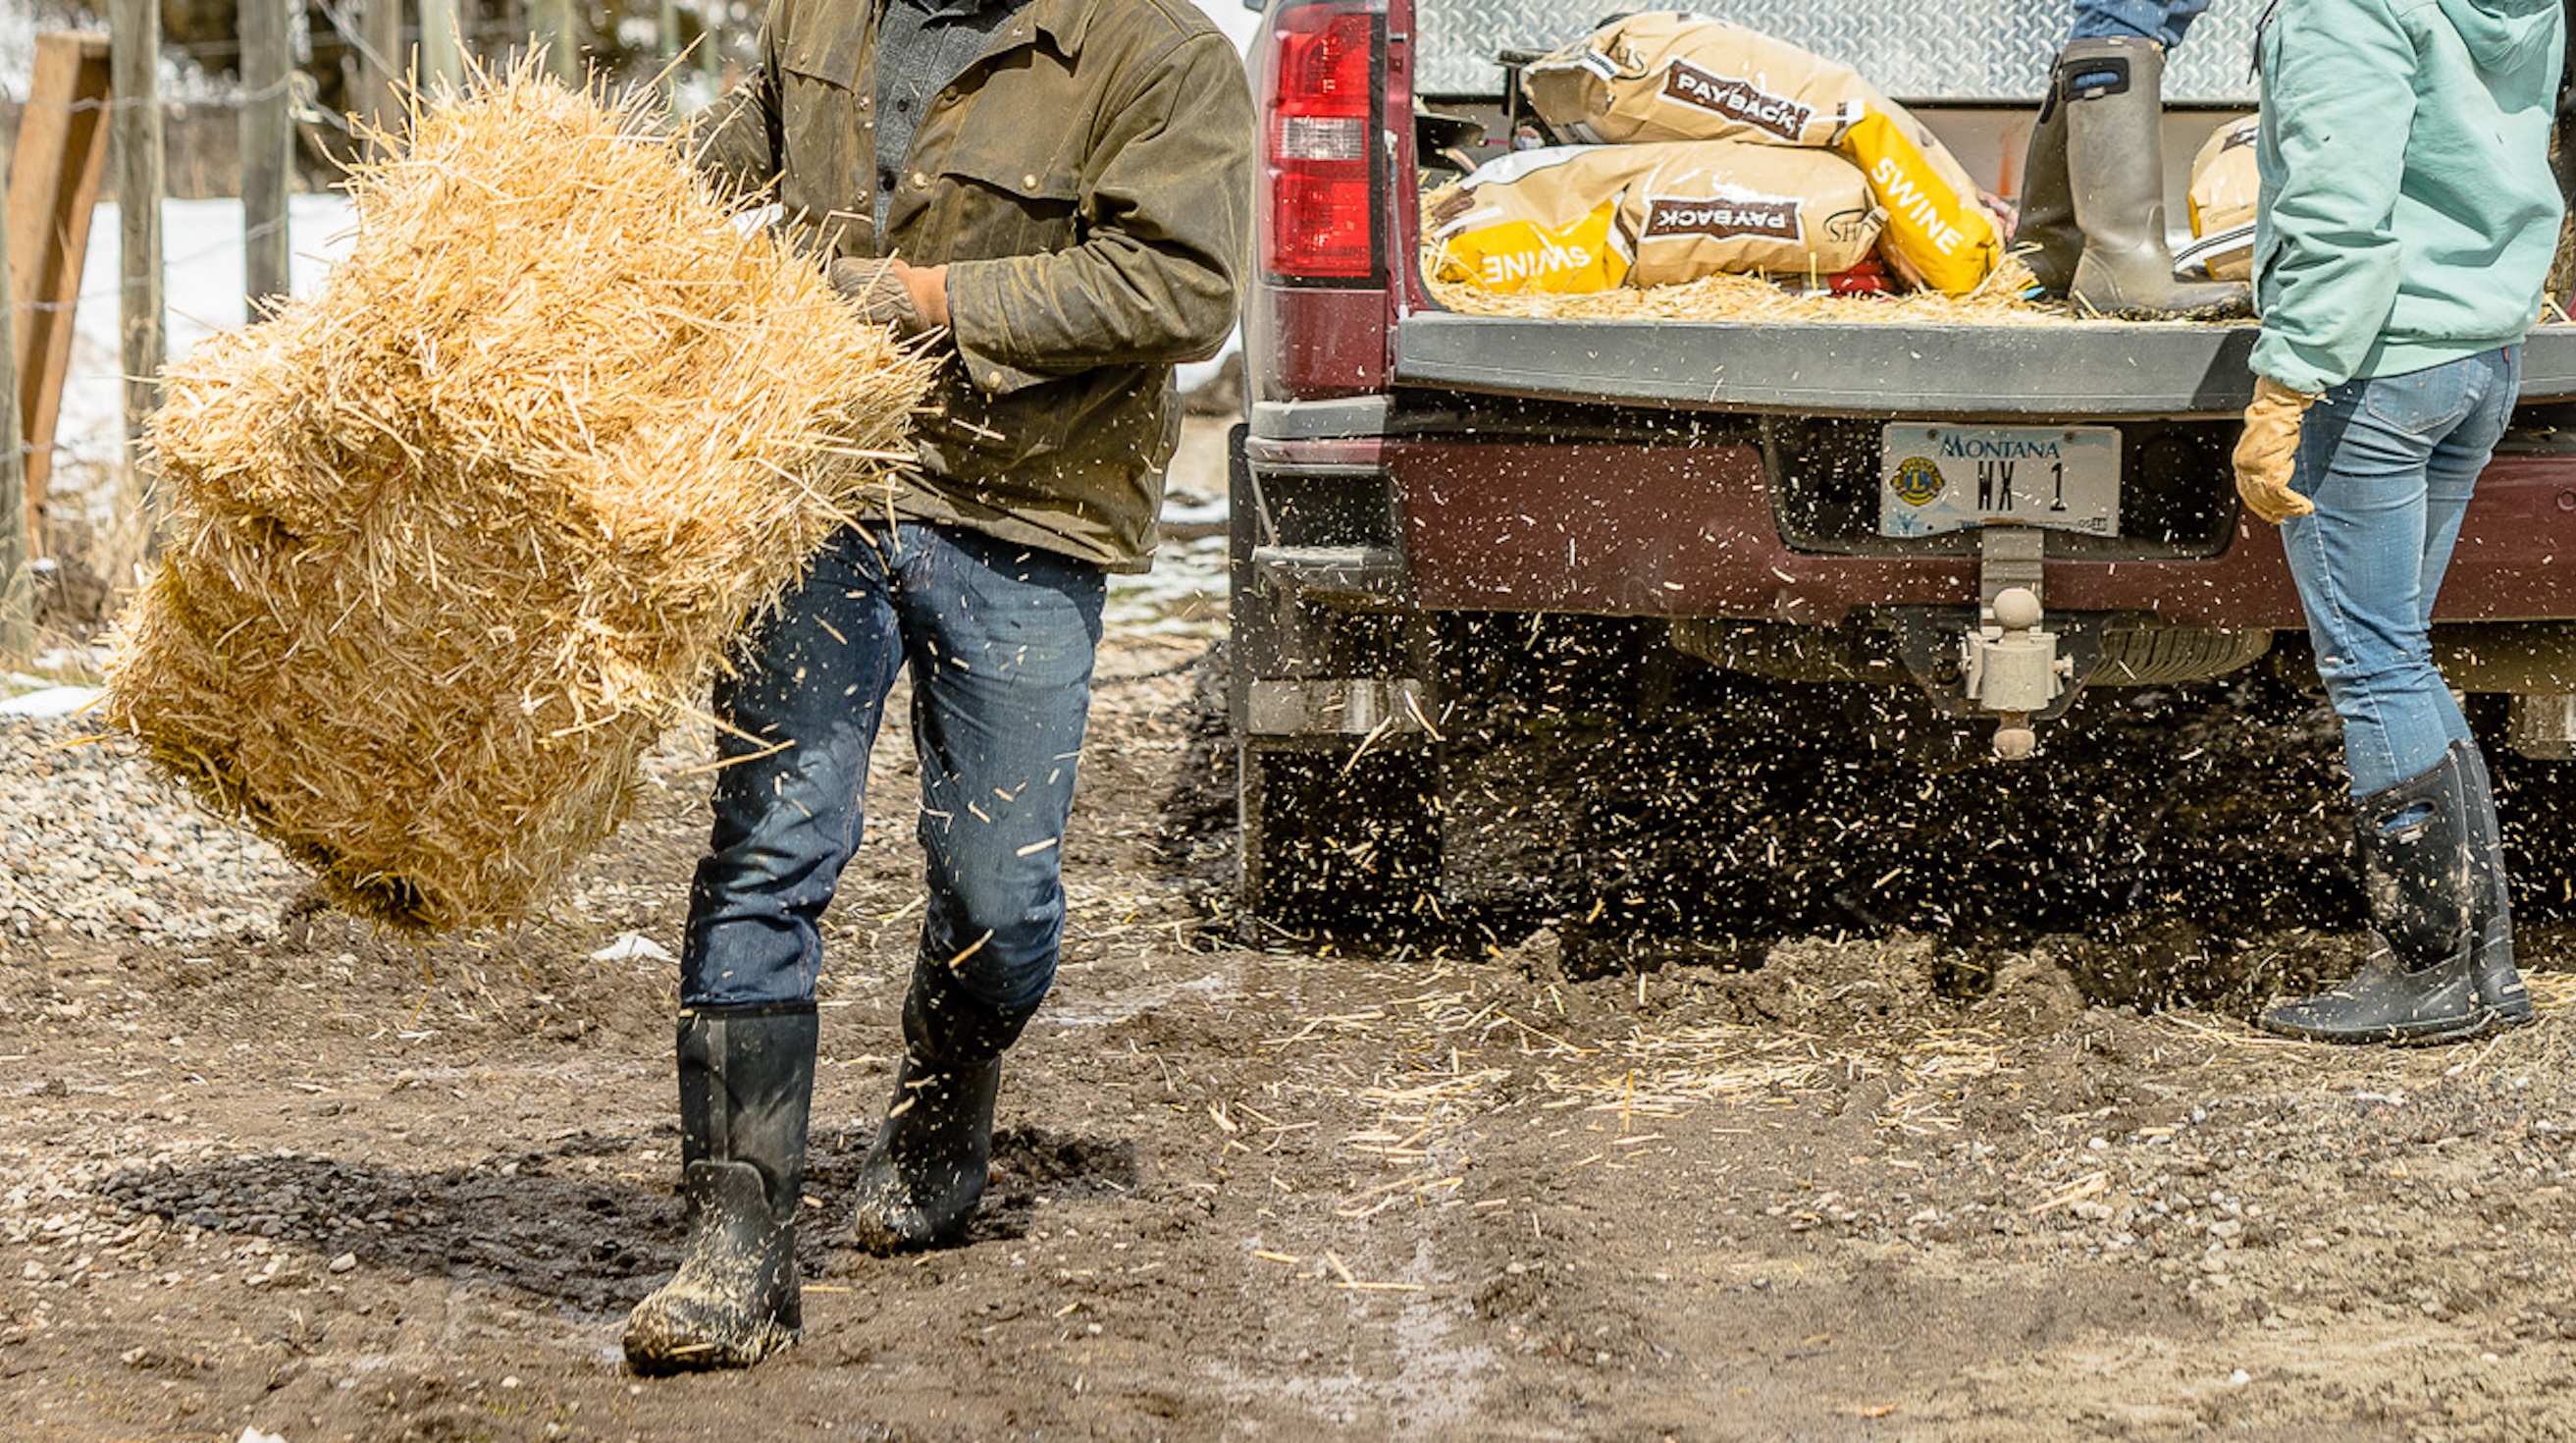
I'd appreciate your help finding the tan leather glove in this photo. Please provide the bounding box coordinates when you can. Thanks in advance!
[827,258,952,340]
[2233,376,2321,524]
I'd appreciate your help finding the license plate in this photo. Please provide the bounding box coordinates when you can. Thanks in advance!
[1878,424,2123,538]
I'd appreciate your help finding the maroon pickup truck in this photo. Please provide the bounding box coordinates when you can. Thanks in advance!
[1229,0,2576,926]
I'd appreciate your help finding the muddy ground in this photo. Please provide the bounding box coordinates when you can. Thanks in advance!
[13,430,2576,1441]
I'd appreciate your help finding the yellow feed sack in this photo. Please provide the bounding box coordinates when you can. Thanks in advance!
[1429,146,1635,292]
[1520,12,2000,294]
[1838,104,2003,295]
[1431,141,1879,294]
[2185,115,2260,283]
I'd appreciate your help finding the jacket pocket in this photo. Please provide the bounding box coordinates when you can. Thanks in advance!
[932,146,1085,262]
[923,367,1076,472]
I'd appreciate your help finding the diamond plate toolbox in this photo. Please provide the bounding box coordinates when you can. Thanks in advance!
[1413,0,2261,105]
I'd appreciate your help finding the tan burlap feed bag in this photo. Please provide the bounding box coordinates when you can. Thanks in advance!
[1522,12,2001,294]
[1432,141,1880,294]
[1523,11,1859,146]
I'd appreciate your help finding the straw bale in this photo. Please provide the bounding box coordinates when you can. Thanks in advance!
[106,67,938,935]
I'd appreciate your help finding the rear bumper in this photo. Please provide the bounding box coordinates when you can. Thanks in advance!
[1246,433,2576,629]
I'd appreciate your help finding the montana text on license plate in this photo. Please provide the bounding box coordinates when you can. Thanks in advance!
[1878,424,2122,538]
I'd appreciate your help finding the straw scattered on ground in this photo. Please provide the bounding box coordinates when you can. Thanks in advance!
[107,65,937,935]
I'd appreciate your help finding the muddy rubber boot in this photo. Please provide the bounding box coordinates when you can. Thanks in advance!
[2259,750,2501,1044]
[849,956,1039,1254]
[2455,740,2534,1025]
[2015,76,2079,296]
[2058,37,2251,320]
[622,1005,817,1374]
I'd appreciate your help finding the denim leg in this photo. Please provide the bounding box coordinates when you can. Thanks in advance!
[2415,348,2521,749]
[887,525,1105,1015]
[2070,0,2208,47]
[681,530,905,1007]
[2279,349,2516,799]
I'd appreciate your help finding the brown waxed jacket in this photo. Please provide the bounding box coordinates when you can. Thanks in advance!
[692,0,1253,571]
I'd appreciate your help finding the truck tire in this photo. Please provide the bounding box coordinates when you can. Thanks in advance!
[2497,757,2576,919]
[1673,617,2270,688]
[2090,624,2274,686]
[1237,740,1443,929]
[2469,694,2576,919]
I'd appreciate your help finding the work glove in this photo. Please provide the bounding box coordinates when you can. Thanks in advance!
[2232,375,2320,524]
[828,257,951,341]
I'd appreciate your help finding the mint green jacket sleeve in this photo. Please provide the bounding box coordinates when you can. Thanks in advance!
[2250,0,2420,394]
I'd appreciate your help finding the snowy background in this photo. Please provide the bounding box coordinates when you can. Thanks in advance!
[16,0,1260,501]
[4,0,1254,709]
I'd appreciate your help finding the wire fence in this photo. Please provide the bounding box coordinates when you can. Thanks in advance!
[2,0,753,122]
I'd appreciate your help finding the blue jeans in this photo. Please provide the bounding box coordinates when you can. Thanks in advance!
[2071,0,2206,48]
[2280,347,2519,799]
[681,522,1106,1012]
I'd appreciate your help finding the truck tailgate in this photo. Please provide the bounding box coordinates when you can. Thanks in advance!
[1392,313,2576,419]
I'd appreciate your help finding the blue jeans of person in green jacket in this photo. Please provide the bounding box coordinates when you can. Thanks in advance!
[679,521,1105,1013]
[2280,347,2520,800]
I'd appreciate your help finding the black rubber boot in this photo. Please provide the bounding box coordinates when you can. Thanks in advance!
[623,1005,817,1373]
[2015,78,2079,295]
[2055,37,2251,319]
[2455,739,2534,1025]
[849,956,1040,1254]
[2259,750,2509,1044]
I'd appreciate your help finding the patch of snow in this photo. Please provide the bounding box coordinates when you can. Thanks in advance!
[50,194,356,529]
[589,932,676,963]
[0,684,104,719]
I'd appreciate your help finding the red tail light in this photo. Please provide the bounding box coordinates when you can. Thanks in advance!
[1260,0,1382,283]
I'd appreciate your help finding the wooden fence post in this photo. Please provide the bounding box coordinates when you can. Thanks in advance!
[421,0,464,95]
[534,0,581,84]
[703,0,724,95]
[658,0,681,101]
[360,0,403,155]
[7,34,114,554]
[239,0,295,310]
[112,0,167,556]
[0,156,29,666]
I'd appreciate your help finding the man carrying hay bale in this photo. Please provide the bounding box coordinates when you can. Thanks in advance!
[616,0,1253,1375]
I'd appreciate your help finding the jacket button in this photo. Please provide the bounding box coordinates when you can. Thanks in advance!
[986,371,1004,388]
[912,171,928,187]
[1022,174,1037,188]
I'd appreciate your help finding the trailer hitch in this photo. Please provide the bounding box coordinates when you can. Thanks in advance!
[1966,585,2069,759]
[1885,527,2101,758]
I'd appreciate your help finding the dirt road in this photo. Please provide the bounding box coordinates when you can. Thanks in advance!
[9,424,2576,1442]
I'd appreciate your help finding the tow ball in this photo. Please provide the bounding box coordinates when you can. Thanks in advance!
[1963,585,2072,760]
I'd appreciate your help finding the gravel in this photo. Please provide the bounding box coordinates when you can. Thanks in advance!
[2,712,303,950]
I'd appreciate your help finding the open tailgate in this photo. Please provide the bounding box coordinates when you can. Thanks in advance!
[1392,314,2576,420]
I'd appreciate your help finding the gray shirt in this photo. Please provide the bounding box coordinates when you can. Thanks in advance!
[874,0,1030,233]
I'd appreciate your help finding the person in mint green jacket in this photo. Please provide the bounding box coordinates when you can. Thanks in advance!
[2231,0,2563,1044]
